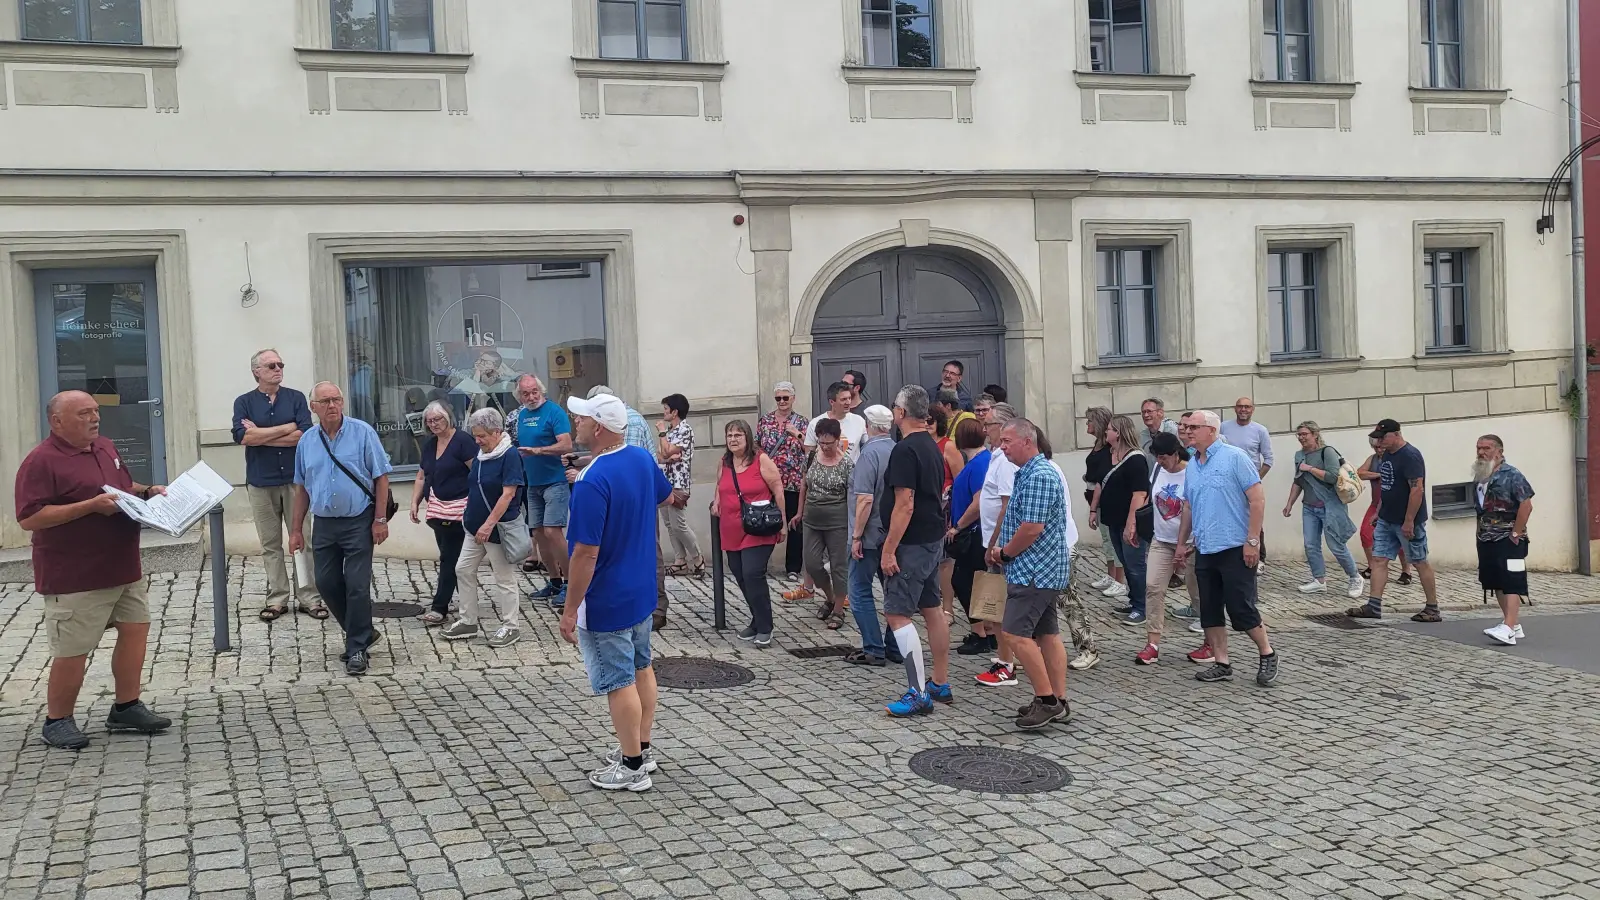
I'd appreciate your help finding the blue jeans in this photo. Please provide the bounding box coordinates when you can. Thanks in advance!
[847,549,886,658]
[1302,505,1357,580]
[1111,533,1149,617]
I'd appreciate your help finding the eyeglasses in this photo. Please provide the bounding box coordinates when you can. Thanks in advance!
[261,362,285,370]
[1177,424,1197,432]
[774,396,792,402]
[816,439,839,448]
[312,396,344,406]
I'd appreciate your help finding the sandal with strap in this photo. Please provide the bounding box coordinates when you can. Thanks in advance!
[417,610,446,626]
[825,611,845,630]
[298,603,331,620]
[259,606,287,622]
[1410,606,1443,623]
[815,600,835,621]
[1345,605,1382,619]
[665,561,691,577]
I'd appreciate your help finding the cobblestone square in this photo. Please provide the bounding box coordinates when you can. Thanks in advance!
[0,557,1597,900]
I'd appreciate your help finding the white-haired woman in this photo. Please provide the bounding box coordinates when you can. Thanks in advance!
[410,401,477,625]
[442,407,526,648]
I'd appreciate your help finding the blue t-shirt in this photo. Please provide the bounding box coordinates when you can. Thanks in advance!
[567,445,673,632]
[951,448,990,527]
[463,451,525,540]
[419,429,478,502]
[510,400,571,488]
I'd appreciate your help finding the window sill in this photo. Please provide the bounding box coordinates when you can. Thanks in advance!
[1432,506,1477,521]
[1249,80,1357,100]
[0,39,179,67]
[1256,357,1363,378]
[1073,71,1193,92]
[1413,350,1513,370]
[1080,359,1199,386]
[573,57,727,82]
[841,65,978,87]
[294,48,472,74]
[1407,87,1509,107]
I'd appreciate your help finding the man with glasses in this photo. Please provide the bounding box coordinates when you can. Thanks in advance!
[841,370,868,412]
[289,382,393,676]
[1219,397,1274,569]
[510,374,575,609]
[806,381,868,462]
[232,349,324,622]
[931,360,974,412]
[758,382,810,580]
[972,394,996,425]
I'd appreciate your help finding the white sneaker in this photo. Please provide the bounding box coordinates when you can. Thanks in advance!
[1347,577,1365,598]
[1102,581,1129,598]
[589,759,653,792]
[1091,574,1113,590]
[1513,623,1525,640]
[1483,623,1517,646]
[1297,580,1327,594]
[1067,650,1100,671]
[1188,619,1204,634]
[603,746,660,773]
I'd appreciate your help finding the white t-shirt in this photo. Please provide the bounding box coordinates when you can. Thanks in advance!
[1047,459,1080,549]
[1149,463,1189,546]
[805,412,868,462]
[978,451,1019,545]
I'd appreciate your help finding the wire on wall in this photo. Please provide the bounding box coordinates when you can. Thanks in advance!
[240,242,260,308]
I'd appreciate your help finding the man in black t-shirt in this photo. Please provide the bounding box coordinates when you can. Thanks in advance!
[878,385,953,718]
[1348,419,1440,622]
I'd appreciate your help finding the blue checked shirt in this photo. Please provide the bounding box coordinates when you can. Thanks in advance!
[998,453,1070,590]
[623,405,653,454]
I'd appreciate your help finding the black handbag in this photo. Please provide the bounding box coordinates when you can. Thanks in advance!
[319,430,400,520]
[730,459,783,537]
[1132,458,1156,541]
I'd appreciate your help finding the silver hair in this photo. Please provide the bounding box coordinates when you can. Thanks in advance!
[422,400,454,429]
[1188,409,1222,429]
[249,348,280,372]
[1002,416,1042,445]
[467,406,505,434]
[517,373,545,392]
[895,384,930,420]
[587,384,615,399]
[989,402,1017,425]
[310,381,342,399]
[1142,397,1165,411]
[935,388,960,409]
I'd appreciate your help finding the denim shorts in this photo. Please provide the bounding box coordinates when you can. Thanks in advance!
[577,617,653,695]
[526,481,571,528]
[1372,518,1429,563]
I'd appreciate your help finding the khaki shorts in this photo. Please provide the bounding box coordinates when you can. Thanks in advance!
[44,580,149,658]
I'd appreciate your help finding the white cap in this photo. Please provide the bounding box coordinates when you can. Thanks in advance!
[863,404,893,429]
[568,394,628,435]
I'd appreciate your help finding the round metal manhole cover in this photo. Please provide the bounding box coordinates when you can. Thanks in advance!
[371,602,426,619]
[653,657,755,690]
[909,746,1070,795]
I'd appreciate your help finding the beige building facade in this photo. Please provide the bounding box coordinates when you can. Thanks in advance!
[0,0,1581,570]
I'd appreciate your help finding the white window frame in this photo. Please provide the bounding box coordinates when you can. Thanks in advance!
[1080,220,1195,378]
[1412,220,1507,362]
[1254,224,1358,370]
[0,0,178,110]
[1074,0,1190,125]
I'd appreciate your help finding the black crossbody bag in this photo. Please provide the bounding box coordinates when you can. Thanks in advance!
[319,430,399,520]
[730,460,783,537]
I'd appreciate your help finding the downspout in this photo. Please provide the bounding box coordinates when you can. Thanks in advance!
[1569,0,1593,575]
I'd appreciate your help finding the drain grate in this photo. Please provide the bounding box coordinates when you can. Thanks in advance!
[787,646,855,659]
[909,746,1070,795]
[654,657,755,690]
[372,602,426,619]
[1305,613,1370,630]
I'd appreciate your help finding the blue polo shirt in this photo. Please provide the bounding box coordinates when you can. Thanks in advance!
[231,387,313,488]
[509,400,571,488]
[1187,440,1261,555]
[567,445,673,632]
[294,417,393,518]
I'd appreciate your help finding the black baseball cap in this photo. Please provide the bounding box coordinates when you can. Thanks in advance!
[1368,418,1402,440]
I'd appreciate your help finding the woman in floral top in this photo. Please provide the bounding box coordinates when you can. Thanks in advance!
[790,417,854,629]
[757,382,809,578]
[657,393,705,577]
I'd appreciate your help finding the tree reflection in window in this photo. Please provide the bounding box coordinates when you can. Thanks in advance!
[862,0,936,68]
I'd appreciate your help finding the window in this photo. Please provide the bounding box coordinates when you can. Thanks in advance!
[21,0,141,43]
[1420,0,1461,88]
[1088,0,1148,74]
[343,260,607,467]
[1096,247,1159,361]
[1423,249,1470,352]
[332,0,433,52]
[1268,250,1319,359]
[527,262,591,279]
[1431,482,1475,519]
[1262,0,1311,82]
[599,0,686,61]
[862,0,935,68]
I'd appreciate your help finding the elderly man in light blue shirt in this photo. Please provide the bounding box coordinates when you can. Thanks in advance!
[290,381,393,675]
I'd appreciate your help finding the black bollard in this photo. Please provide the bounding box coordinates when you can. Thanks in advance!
[710,514,725,630]
[208,505,231,652]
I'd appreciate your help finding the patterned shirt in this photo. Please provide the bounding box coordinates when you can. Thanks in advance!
[998,453,1070,590]
[757,410,809,492]
[803,453,854,507]
[1476,462,1534,542]
[660,421,695,492]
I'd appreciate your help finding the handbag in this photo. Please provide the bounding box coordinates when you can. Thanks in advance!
[730,460,784,537]
[1133,465,1156,541]
[948,522,981,561]
[1330,448,1365,505]
[319,430,400,520]
[475,473,532,563]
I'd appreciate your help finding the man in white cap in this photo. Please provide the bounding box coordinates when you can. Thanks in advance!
[559,392,673,792]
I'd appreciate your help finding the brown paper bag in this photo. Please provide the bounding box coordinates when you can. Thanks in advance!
[968,571,1009,623]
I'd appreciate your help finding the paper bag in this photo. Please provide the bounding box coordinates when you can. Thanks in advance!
[293,550,317,594]
[969,571,1009,623]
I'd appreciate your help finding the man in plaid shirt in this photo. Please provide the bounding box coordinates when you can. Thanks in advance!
[987,417,1072,731]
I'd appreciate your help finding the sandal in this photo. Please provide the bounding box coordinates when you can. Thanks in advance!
[665,561,690,577]
[298,604,330,620]
[843,650,885,666]
[815,600,833,621]
[1398,572,1414,586]
[1345,605,1382,619]
[1359,567,1372,579]
[259,606,287,622]
[689,558,706,578]
[417,611,446,626]
[825,611,845,630]
[1410,607,1442,623]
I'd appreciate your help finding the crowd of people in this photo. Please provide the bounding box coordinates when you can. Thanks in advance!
[12,351,1539,791]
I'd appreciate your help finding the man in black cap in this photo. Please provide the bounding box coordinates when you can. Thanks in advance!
[1348,419,1440,622]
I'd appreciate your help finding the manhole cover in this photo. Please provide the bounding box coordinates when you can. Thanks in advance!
[1305,613,1368,630]
[372,602,425,618]
[908,746,1070,795]
[654,657,755,690]
[787,646,855,659]
[1378,691,1411,701]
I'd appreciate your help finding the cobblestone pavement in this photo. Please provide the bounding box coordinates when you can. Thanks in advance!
[0,555,1597,900]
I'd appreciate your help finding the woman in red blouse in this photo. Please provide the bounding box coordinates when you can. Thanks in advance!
[713,420,788,648]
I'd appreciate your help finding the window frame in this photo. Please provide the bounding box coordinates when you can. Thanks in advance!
[331,0,435,53]
[1262,0,1312,83]
[1087,0,1149,75]
[599,0,688,62]
[1253,224,1357,370]
[1422,248,1471,353]
[1430,482,1476,519]
[1079,220,1195,375]
[1095,246,1161,363]
[19,0,142,44]
[1267,248,1321,360]
[861,0,938,69]
[1420,0,1462,89]
[1412,220,1506,360]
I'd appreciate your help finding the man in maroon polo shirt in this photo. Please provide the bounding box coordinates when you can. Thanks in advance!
[14,391,173,750]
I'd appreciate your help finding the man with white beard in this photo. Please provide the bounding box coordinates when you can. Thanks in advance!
[1472,435,1535,645]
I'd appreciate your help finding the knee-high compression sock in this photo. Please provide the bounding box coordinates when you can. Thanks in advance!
[893,624,925,694]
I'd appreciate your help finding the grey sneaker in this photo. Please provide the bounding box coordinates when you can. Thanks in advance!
[603,746,660,773]
[345,650,368,676]
[1256,652,1280,687]
[105,700,171,734]
[753,633,772,649]
[339,629,384,662]
[736,625,758,641]
[589,759,653,792]
[1195,662,1234,683]
[41,717,90,750]
[440,620,480,641]
[486,623,522,648]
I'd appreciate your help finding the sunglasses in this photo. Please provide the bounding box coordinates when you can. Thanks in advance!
[774,396,792,402]
[261,362,285,370]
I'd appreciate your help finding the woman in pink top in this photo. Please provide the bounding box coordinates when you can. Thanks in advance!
[713,420,787,648]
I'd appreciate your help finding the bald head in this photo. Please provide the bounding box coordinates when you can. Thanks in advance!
[47,391,101,448]
[1233,397,1255,425]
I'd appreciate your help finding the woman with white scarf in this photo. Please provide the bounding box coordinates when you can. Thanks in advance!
[442,407,527,648]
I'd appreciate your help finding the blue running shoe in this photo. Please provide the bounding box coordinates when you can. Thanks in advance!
[925,681,953,705]
[532,582,563,600]
[547,587,567,611]
[885,689,933,717]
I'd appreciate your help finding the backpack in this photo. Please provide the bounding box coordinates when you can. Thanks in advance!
[1332,449,1364,505]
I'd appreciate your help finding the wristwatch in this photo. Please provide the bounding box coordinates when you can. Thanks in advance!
[375,516,388,524]
[999,550,1015,564]
[1246,538,1260,547]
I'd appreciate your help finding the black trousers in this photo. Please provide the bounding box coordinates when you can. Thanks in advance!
[727,544,775,634]
[783,489,803,574]
[313,510,376,656]
[427,518,466,614]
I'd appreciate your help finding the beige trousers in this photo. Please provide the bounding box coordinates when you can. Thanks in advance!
[249,484,320,610]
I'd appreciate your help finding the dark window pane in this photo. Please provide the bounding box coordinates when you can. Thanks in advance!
[1111,0,1144,25]
[1089,22,1111,72]
[332,0,380,50]
[387,0,432,52]
[644,1,685,60]
[1447,286,1468,345]
[1263,0,1278,32]
[1111,21,1147,73]
[1283,34,1310,80]
[1088,0,1109,22]
[895,13,934,67]
[863,11,894,65]
[1283,0,1310,34]
[51,281,156,483]
[599,0,640,58]
[23,0,80,41]
[895,0,933,15]
[863,0,893,11]
[89,0,142,44]
[1436,44,1461,88]
[1424,285,1437,343]
[1290,288,1317,352]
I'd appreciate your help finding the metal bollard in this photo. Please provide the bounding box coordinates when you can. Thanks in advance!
[710,514,725,631]
[208,505,231,652]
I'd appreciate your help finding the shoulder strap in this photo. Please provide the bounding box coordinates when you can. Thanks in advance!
[728,458,748,502]
[319,429,376,504]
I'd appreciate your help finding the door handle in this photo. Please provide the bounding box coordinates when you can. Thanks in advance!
[137,398,162,405]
